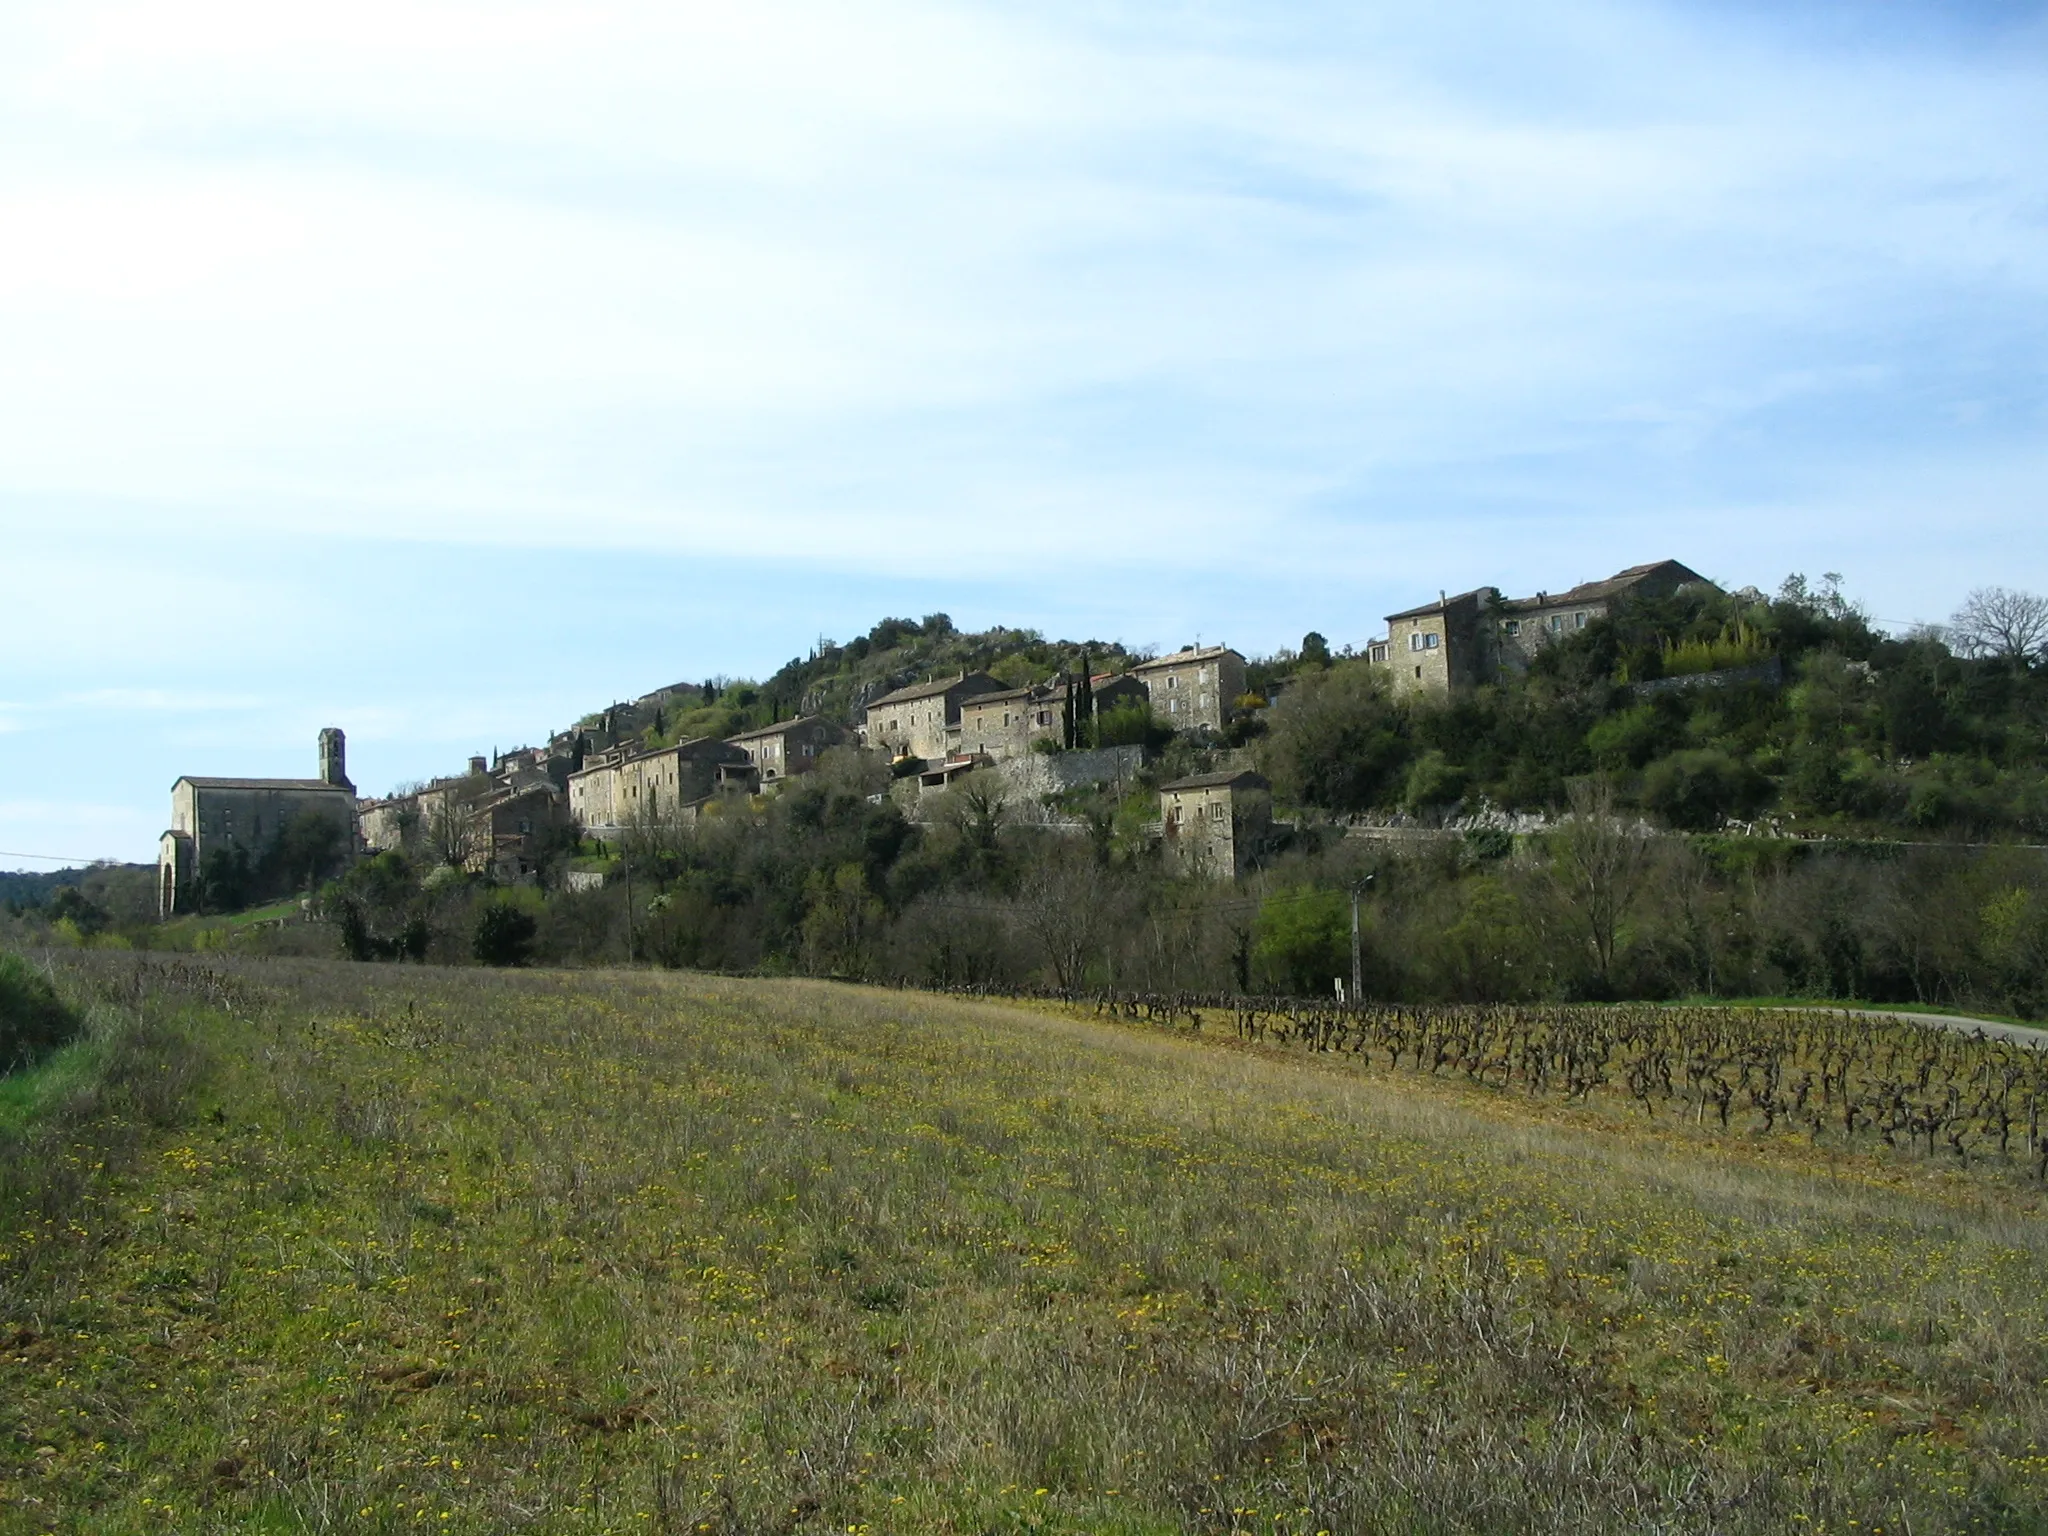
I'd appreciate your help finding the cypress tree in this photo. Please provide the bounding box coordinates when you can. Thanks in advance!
[1077,650,1095,747]
[1062,675,1076,750]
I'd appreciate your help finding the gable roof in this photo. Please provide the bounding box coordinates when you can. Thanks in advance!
[1160,769,1269,792]
[864,673,1001,712]
[1131,644,1241,672]
[1385,588,1490,623]
[176,777,350,794]
[725,715,827,743]
[1499,560,1716,614]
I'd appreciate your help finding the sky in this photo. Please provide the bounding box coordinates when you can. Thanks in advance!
[2,0,2045,868]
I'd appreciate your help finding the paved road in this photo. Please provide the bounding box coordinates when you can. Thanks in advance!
[1789,1006,2048,1049]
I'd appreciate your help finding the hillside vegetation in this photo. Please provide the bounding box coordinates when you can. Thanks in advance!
[7,954,2048,1532]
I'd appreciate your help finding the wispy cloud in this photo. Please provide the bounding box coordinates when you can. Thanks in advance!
[0,0,2043,865]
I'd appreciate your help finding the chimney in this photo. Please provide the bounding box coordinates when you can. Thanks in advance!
[318,727,352,790]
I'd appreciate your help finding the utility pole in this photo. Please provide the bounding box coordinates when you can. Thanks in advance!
[622,843,636,964]
[1350,873,1375,1004]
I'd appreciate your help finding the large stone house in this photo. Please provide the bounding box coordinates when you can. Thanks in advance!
[725,717,841,783]
[1130,646,1246,734]
[1493,560,1713,672]
[1373,561,1717,697]
[567,736,755,838]
[158,728,358,917]
[859,673,1005,762]
[1159,768,1271,879]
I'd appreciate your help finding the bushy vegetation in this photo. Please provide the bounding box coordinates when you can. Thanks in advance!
[1258,574,2048,839]
[8,957,2048,1531]
[0,951,78,1071]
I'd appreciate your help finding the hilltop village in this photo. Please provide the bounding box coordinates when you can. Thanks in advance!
[155,560,1720,916]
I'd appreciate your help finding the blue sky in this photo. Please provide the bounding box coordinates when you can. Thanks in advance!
[2,0,2045,867]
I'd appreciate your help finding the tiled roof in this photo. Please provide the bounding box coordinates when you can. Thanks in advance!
[1132,645,1239,671]
[176,777,350,793]
[1160,769,1269,792]
[1384,589,1489,623]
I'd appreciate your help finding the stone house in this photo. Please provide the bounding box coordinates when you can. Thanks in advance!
[957,684,1062,759]
[725,716,841,783]
[1130,646,1246,734]
[567,736,754,838]
[1380,589,1494,697]
[1493,560,1714,672]
[1372,561,1719,697]
[860,673,1005,762]
[158,728,358,917]
[1159,769,1272,880]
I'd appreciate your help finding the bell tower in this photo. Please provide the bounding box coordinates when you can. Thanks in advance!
[318,727,353,790]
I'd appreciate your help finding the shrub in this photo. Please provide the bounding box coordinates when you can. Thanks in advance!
[473,904,539,967]
[0,952,79,1072]
[1642,749,1769,831]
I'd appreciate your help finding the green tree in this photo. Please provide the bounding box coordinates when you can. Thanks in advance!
[1253,886,1349,996]
[473,902,538,967]
[1298,632,1332,670]
[1261,662,1409,813]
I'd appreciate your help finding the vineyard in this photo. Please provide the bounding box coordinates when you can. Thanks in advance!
[1064,991,2048,1174]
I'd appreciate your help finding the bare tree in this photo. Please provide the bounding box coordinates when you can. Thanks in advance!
[425,793,483,870]
[1948,587,2048,668]
[1551,778,1653,993]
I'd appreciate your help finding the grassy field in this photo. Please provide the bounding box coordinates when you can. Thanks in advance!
[6,960,2048,1534]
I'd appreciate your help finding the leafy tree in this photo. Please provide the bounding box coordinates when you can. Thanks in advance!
[45,886,109,938]
[1253,886,1348,996]
[1260,662,1409,813]
[1640,750,1769,830]
[1298,631,1332,670]
[473,902,538,967]
[270,808,346,893]
[198,845,253,914]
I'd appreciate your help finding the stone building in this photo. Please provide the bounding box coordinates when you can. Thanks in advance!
[158,728,358,918]
[1130,646,1246,734]
[725,717,842,783]
[567,736,754,838]
[859,673,1004,762]
[957,674,1152,760]
[1493,560,1714,673]
[1372,561,1719,697]
[1381,589,1494,697]
[1159,769,1272,880]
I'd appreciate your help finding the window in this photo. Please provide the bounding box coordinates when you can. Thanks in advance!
[1574,611,1587,629]
[1208,801,1227,822]
[1549,614,1564,633]
[1167,675,1178,688]
[1409,633,1424,652]
[1423,633,1439,650]
[1503,620,1520,636]
[1169,698,1181,713]
[1415,666,1423,678]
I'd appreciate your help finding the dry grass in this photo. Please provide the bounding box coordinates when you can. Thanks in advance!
[4,957,2047,1534]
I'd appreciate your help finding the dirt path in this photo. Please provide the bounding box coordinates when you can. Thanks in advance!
[1793,1006,2048,1047]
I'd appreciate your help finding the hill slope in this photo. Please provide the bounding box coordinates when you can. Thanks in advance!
[7,957,2048,1532]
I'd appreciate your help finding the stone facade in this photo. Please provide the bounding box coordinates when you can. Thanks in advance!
[957,685,1062,759]
[1495,560,1713,674]
[158,729,358,918]
[567,736,754,838]
[1381,590,1493,698]
[1373,561,1719,697]
[859,673,1005,762]
[725,716,841,782]
[1159,769,1271,880]
[1130,647,1245,734]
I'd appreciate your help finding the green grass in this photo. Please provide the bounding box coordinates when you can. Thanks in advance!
[0,1039,99,1133]
[8,960,2048,1533]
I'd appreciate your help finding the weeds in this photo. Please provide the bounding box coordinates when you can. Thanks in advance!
[3,957,2046,1532]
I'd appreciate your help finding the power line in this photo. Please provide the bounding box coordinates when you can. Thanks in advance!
[0,850,129,866]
